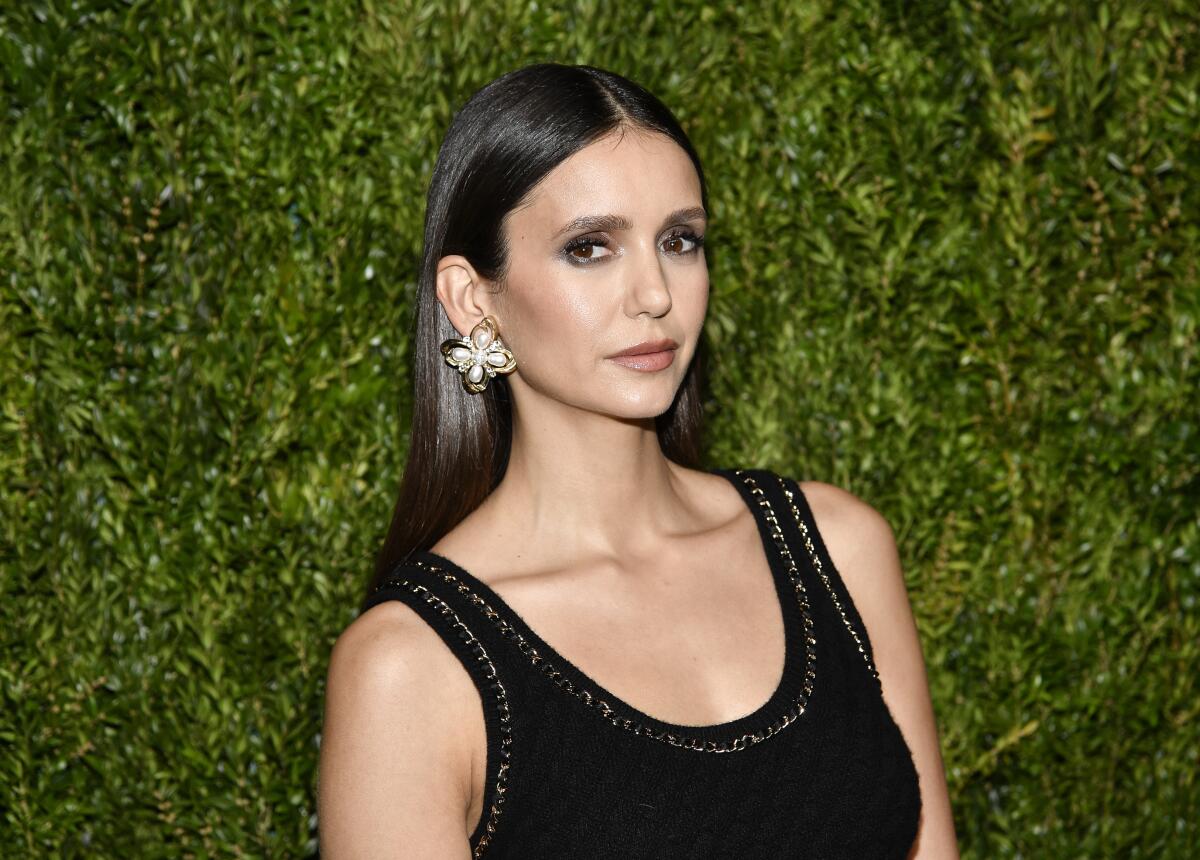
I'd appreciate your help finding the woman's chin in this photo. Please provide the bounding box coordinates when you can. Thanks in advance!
[604,386,685,419]
[510,371,683,419]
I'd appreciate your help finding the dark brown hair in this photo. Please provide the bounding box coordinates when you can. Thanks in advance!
[366,63,711,605]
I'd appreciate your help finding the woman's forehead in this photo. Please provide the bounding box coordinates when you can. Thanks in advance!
[511,130,702,232]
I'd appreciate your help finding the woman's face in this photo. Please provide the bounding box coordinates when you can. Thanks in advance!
[485,128,709,419]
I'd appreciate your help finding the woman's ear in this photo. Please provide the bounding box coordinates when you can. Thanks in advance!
[435,255,495,338]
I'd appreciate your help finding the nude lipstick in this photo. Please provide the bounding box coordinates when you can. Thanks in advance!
[606,338,679,372]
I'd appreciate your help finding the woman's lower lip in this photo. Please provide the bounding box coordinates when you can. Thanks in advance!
[608,349,676,371]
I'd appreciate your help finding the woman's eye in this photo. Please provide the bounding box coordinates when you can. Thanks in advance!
[662,230,705,255]
[564,237,612,263]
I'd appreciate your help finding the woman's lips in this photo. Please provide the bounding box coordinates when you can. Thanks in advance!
[607,349,676,371]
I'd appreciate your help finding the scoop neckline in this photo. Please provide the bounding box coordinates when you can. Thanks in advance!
[411,466,810,742]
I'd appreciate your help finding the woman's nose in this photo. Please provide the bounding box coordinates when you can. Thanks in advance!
[625,246,673,318]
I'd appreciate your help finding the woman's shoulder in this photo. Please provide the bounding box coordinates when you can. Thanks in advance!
[735,467,905,605]
[328,595,478,715]
[774,474,913,647]
[322,593,482,786]
[718,465,894,532]
[320,594,481,854]
[329,560,494,728]
[790,478,896,546]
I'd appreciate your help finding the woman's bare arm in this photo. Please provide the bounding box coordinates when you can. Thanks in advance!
[317,601,479,859]
[803,481,960,859]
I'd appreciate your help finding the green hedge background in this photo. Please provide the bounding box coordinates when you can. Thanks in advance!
[2,0,1197,856]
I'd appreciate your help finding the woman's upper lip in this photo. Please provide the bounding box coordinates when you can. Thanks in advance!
[607,338,679,358]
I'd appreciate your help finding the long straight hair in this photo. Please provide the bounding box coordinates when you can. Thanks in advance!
[366,63,711,603]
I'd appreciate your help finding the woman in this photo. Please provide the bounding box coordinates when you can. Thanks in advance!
[318,63,958,858]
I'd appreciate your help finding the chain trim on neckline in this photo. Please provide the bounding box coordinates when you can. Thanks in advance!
[375,469,821,753]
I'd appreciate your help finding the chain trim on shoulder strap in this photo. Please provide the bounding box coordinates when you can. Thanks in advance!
[776,475,880,682]
[369,578,513,858]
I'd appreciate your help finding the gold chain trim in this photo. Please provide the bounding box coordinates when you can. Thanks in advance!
[377,470,819,755]
[370,580,513,857]
[776,475,881,681]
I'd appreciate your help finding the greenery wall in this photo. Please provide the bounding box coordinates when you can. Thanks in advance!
[2,0,1196,856]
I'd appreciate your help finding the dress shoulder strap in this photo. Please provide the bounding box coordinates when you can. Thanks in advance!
[771,472,882,685]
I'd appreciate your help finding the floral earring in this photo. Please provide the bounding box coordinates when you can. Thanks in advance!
[440,315,517,394]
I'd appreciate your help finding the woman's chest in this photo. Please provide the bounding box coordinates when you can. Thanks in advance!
[486,562,790,727]
[477,669,922,859]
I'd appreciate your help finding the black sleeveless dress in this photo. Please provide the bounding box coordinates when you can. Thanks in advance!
[361,467,922,858]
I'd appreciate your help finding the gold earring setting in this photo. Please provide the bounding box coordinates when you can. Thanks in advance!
[440,315,517,394]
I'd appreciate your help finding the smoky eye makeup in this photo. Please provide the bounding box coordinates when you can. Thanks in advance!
[661,227,706,255]
[561,233,612,264]
[559,227,706,266]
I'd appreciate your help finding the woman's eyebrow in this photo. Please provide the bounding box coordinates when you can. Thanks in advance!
[552,213,631,238]
[551,206,707,239]
[659,206,707,231]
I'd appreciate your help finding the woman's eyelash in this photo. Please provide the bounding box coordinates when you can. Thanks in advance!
[664,229,705,253]
[562,230,706,264]
[563,235,609,260]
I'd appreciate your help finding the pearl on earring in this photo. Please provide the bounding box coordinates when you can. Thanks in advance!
[440,315,517,394]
